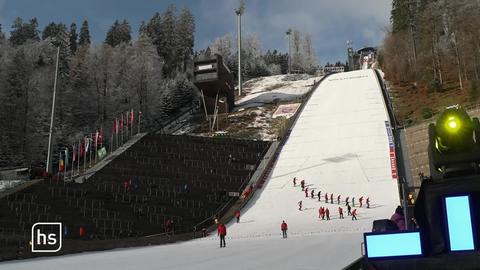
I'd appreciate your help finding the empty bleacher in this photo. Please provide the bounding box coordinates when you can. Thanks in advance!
[0,134,270,259]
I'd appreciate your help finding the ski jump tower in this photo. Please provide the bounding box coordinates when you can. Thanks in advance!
[193,54,235,115]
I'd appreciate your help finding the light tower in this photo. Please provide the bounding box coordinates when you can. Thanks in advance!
[235,0,245,96]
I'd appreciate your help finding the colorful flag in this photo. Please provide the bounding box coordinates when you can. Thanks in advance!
[121,115,124,130]
[59,152,64,172]
[99,127,103,146]
[113,118,117,134]
[72,144,76,162]
[95,131,99,146]
[85,137,90,153]
[131,109,134,127]
[64,147,69,167]
[80,141,85,157]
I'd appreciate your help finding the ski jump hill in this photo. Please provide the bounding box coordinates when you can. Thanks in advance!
[0,69,401,270]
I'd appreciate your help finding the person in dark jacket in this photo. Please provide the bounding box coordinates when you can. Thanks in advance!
[390,206,406,230]
[311,189,315,199]
[325,208,330,220]
[281,220,288,238]
[347,202,352,216]
[317,191,321,201]
[217,223,227,247]
[293,177,297,187]
[300,180,305,190]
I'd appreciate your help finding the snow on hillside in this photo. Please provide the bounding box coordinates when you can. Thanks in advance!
[0,70,400,270]
[235,74,322,109]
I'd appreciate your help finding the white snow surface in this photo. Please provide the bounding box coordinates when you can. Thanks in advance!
[235,74,322,109]
[0,70,400,270]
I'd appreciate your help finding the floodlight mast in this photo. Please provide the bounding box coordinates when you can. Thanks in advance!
[235,0,245,96]
[46,30,69,174]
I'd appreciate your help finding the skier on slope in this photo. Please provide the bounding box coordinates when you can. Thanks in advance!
[317,191,321,201]
[298,201,303,211]
[325,208,330,220]
[359,196,364,208]
[337,194,341,204]
[217,223,227,247]
[301,180,305,190]
[330,193,334,204]
[311,189,315,199]
[305,187,309,198]
[281,220,288,238]
[338,207,344,219]
[320,207,325,220]
[347,202,352,216]
[351,209,358,220]
[325,193,328,202]
[293,177,297,187]
[345,196,350,206]
[366,197,370,208]
[318,207,323,219]
[352,197,355,207]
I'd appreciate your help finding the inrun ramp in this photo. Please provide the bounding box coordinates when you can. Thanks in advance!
[0,69,400,270]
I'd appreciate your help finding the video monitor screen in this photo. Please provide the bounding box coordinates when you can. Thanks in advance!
[444,195,475,252]
[364,231,422,259]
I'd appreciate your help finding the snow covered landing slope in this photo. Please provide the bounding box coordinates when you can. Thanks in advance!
[0,70,400,270]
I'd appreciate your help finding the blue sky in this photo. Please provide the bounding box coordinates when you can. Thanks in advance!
[0,0,392,64]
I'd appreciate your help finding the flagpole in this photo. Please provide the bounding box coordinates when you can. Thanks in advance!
[116,118,119,150]
[71,145,75,181]
[95,131,98,164]
[83,137,86,172]
[131,109,133,137]
[125,111,129,141]
[138,112,141,134]
[77,139,80,175]
[58,151,62,182]
[89,136,92,168]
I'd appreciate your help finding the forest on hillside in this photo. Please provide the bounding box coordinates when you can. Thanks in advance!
[383,0,479,97]
[0,6,197,168]
[382,0,480,124]
[0,5,319,169]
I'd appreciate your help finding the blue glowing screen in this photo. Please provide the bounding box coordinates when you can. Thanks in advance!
[445,196,475,251]
[365,232,422,258]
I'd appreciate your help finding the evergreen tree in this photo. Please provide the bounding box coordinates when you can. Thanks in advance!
[105,20,131,47]
[160,5,176,75]
[391,0,411,33]
[78,20,91,47]
[69,23,78,54]
[175,7,195,71]
[0,24,5,43]
[9,17,40,46]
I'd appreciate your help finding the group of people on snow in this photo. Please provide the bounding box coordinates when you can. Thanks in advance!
[294,177,366,221]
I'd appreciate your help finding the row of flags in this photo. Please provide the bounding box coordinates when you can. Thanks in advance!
[57,109,136,174]
[58,128,103,172]
[113,109,134,135]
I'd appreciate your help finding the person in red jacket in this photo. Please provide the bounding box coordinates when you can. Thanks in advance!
[281,220,288,238]
[234,210,241,223]
[79,226,85,238]
[320,207,325,220]
[351,209,358,220]
[338,207,344,219]
[359,196,364,208]
[217,223,227,247]
[318,207,323,219]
